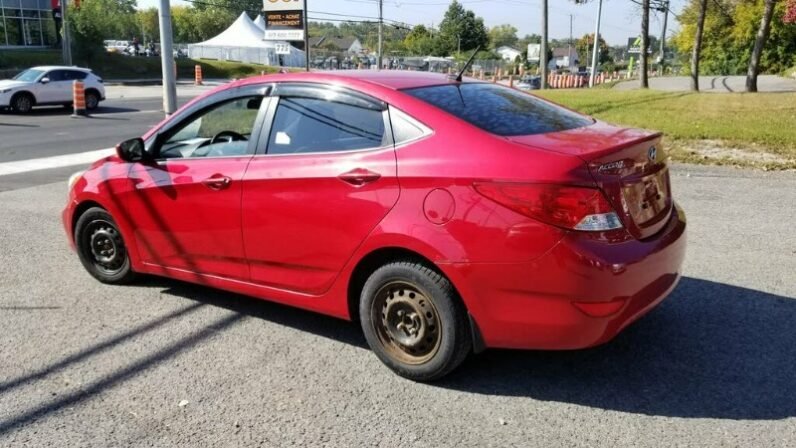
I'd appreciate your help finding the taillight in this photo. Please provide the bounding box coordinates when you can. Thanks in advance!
[473,182,623,231]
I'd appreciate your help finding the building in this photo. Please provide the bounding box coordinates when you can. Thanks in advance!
[1,0,57,48]
[553,48,580,71]
[496,46,522,63]
[309,36,363,55]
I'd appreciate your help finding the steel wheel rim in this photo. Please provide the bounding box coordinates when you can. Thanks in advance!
[371,281,442,365]
[86,94,98,109]
[81,219,126,275]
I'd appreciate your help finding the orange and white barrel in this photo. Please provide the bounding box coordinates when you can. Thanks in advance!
[72,80,87,117]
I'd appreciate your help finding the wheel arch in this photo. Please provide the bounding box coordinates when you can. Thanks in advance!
[10,90,36,105]
[71,200,105,238]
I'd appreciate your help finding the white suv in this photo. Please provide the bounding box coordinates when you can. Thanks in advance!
[0,66,106,114]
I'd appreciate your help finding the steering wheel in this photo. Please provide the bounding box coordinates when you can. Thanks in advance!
[211,130,247,144]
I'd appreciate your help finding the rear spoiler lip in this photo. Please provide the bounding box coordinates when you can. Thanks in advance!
[505,121,664,164]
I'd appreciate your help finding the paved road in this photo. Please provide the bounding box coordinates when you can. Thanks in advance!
[0,160,794,446]
[614,75,796,92]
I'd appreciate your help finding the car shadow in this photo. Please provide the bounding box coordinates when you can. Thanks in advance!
[440,277,796,420]
[136,277,368,349]
[137,275,795,421]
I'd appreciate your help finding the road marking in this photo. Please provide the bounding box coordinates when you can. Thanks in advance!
[0,148,115,177]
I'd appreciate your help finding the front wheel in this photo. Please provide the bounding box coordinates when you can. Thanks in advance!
[11,93,34,114]
[74,207,136,284]
[360,261,472,382]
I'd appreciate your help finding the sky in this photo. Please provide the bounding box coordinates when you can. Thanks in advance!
[137,0,687,46]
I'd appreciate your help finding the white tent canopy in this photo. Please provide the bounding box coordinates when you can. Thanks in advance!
[188,12,304,67]
[253,15,266,30]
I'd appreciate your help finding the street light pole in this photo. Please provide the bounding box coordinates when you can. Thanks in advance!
[589,0,603,87]
[378,0,383,71]
[157,0,177,116]
[659,0,670,75]
[304,0,310,71]
[541,0,548,89]
[61,0,72,66]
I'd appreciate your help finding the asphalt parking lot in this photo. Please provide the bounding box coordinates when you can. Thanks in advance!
[0,90,794,447]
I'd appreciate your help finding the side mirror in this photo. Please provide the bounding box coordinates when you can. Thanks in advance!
[40,77,50,84]
[116,138,146,162]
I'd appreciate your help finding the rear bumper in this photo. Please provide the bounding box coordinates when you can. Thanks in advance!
[442,203,687,350]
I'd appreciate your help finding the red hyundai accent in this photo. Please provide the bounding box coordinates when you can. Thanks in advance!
[63,71,686,381]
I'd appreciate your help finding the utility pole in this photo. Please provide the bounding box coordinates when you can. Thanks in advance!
[541,0,548,89]
[568,14,573,71]
[658,0,669,75]
[377,0,383,71]
[640,0,650,88]
[304,0,310,71]
[61,0,72,66]
[157,0,177,115]
[589,0,603,87]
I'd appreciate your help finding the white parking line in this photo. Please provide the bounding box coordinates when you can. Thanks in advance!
[0,148,115,177]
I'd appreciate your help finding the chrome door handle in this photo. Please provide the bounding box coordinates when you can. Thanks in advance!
[338,168,381,187]
[202,175,232,191]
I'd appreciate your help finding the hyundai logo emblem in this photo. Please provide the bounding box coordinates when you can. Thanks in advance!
[648,146,658,162]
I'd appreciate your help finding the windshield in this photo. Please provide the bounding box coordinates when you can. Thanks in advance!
[12,69,45,83]
[404,83,593,136]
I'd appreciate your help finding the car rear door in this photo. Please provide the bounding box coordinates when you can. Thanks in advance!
[125,88,271,281]
[240,83,399,295]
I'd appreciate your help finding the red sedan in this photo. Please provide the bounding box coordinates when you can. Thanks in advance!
[63,71,686,381]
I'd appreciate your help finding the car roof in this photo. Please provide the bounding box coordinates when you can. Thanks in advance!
[32,66,92,73]
[232,70,473,91]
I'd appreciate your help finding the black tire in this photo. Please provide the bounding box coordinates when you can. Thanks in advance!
[11,93,34,114]
[360,261,472,382]
[74,207,136,284]
[85,90,100,110]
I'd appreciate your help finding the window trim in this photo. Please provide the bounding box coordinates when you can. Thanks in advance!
[144,85,272,162]
[257,83,394,157]
[387,105,433,149]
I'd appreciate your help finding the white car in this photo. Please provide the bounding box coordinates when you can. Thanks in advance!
[0,66,106,114]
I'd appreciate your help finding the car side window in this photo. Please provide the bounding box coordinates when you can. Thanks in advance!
[267,96,386,155]
[158,96,264,160]
[389,106,430,145]
[45,70,66,82]
[65,70,88,81]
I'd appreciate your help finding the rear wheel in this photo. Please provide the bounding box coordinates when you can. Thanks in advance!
[11,93,34,114]
[75,207,136,284]
[360,261,471,381]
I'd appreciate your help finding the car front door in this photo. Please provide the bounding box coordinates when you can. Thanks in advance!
[124,89,270,281]
[38,70,70,104]
[241,84,399,295]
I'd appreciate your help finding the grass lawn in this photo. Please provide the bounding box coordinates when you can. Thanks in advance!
[0,50,284,80]
[535,89,796,170]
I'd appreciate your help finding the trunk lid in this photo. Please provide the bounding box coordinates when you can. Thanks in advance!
[508,122,673,239]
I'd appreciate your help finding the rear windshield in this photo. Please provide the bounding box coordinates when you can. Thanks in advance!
[404,83,593,136]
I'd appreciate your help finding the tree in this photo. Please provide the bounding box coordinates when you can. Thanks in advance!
[489,24,518,49]
[576,33,610,65]
[674,0,795,76]
[786,0,796,22]
[404,25,435,55]
[68,0,138,63]
[437,1,489,56]
[137,7,160,44]
[195,0,261,14]
[691,0,709,91]
[747,0,777,92]
[640,0,650,88]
